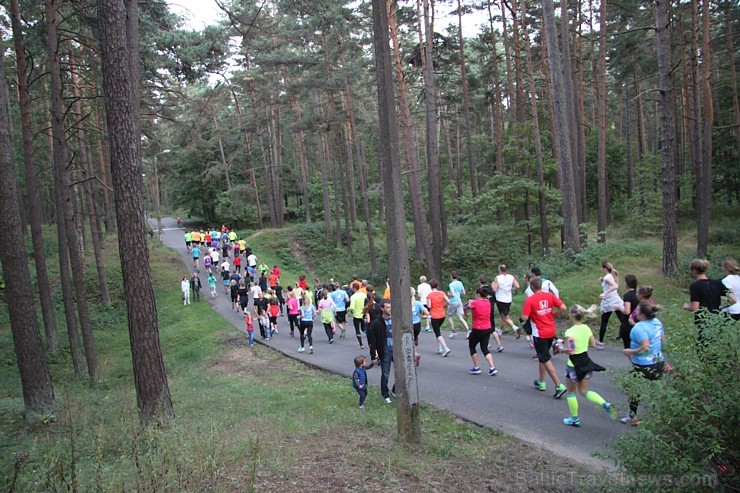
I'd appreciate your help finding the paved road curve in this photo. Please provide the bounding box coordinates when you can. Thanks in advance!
[155,218,631,470]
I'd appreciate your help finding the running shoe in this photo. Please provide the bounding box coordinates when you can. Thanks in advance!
[443,348,451,357]
[496,346,504,353]
[309,346,314,354]
[359,405,365,409]
[620,415,640,426]
[273,328,278,334]
[425,327,431,332]
[468,367,482,374]
[595,341,605,349]
[415,354,421,367]
[487,344,492,349]
[264,337,271,341]
[563,416,581,427]
[603,402,617,420]
[488,367,498,376]
[329,338,334,344]
[449,332,457,338]
[553,384,567,399]
[297,347,305,352]
[514,327,521,339]
[359,345,365,349]
[534,380,546,391]
[436,347,444,354]
[384,397,392,404]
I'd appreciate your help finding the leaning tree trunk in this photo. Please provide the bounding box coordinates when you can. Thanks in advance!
[654,0,679,276]
[10,0,59,351]
[46,0,100,382]
[98,0,173,424]
[542,0,580,256]
[0,56,57,425]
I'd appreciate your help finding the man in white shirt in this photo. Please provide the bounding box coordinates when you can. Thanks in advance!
[492,264,521,341]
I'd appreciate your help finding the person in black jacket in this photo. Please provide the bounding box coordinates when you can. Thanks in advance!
[368,299,395,404]
[190,272,202,302]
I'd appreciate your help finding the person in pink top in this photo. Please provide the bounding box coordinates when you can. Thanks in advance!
[273,265,281,278]
[465,288,498,375]
[286,286,300,337]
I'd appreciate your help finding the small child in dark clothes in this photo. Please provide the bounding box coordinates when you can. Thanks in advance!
[352,355,368,409]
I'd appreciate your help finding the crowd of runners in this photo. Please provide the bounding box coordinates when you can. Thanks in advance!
[177,226,738,428]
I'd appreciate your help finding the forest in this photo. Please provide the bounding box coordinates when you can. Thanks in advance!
[0,0,738,490]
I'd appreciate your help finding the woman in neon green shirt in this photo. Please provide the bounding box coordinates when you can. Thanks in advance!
[561,304,617,427]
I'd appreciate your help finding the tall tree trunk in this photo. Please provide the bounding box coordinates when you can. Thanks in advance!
[10,0,59,350]
[388,0,431,263]
[541,28,559,160]
[696,0,713,257]
[213,116,232,190]
[543,0,580,256]
[654,0,679,276]
[314,92,333,238]
[46,0,100,383]
[420,0,443,280]
[457,0,477,196]
[500,1,516,128]
[92,103,114,232]
[596,0,608,243]
[232,89,264,228]
[0,57,56,423]
[624,85,633,199]
[560,0,583,223]
[70,50,111,306]
[521,1,549,255]
[289,96,311,223]
[486,1,504,175]
[98,0,174,423]
[371,0,420,444]
[727,1,740,204]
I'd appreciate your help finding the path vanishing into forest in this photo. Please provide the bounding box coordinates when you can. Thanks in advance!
[155,217,632,471]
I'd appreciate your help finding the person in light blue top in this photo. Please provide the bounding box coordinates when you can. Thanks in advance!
[298,293,317,353]
[620,301,665,426]
[446,272,469,337]
[330,283,350,339]
[410,287,430,367]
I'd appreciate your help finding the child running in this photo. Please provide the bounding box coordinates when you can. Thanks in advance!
[561,305,617,427]
[352,355,369,409]
[268,298,280,336]
[208,273,217,298]
[245,311,255,347]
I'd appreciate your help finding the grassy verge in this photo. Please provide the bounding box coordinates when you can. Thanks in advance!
[1,234,601,492]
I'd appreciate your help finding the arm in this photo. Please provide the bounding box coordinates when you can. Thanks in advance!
[600,276,619,298]
[563,336,577,355]
[421,306,430,319]
[622,337,650,358]
[512,277,520,290]
[492,279,499,292]
[683,301,700,312]
[553,302,567,318]
[622,300,632,316]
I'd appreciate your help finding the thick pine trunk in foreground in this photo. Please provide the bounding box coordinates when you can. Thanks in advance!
[0,56,56,424]
[98,0,173,424]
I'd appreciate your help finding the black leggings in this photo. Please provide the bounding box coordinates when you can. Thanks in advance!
[323,322,334,341]
[629,361,664,416]
[431,318,445,338]
[469,328,493,356]
[599,310,628,342]
[288,314,298,334]
[353,317,364,345]
[299,321,313,347]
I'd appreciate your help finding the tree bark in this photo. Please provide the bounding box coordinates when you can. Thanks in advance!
[543,0,580,256]
[596,0,608,243]
[98,0,174,424]
[387,0,432,263]
[457,0,477,197]
[486,1,504,175]
[70,50,111,306]
[232,89,264,228]
[521,1,549,255]
[0,56,57,425]
[289,96,311,223]
[313,92,334,238]
[420,0,443,280]
[10,0,59,351]
[727,1,740,204]
[46,0,100,383]
[696,0,713,257]
[654,0,679,276]
[371,0,420,444]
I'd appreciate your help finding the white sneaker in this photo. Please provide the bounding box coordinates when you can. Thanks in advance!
[436,347,444,354]
[384,397,392,404]
[449,332,456,338]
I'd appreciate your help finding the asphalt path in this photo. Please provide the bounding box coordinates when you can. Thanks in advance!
[155,217,631,470]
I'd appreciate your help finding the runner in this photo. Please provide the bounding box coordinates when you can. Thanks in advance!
[596,261,627,348]
[229,279,239,311]
[184,231,192,251]
[233,254,242,273]
[298,292,317,353]
[253,291,270,340]
[417,276,432,332]
[465,287,498,376]
[191,244,200,270]
[478,276,502,352]
[521,276,568,399]
[286,287,300,337]
[268,298,280,336]
[722,258,740,321]
[620,274,639,349]
[410,287,430,367]
[237,280,249,315]
[683,259,736,344]
[447,272,469,338]
[427,280,451,357]
[349,284,368,349]
[208,272,217,298]
[620,301,666,425]
[247,252,257,280]
[330,283,350,339]
[318,289,337,343]
[561,305,616,427]
[492,264,521,340]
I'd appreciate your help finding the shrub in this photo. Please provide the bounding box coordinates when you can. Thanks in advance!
[613,313,738,492]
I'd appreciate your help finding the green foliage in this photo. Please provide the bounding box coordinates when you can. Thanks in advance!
[613,314,738,492]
